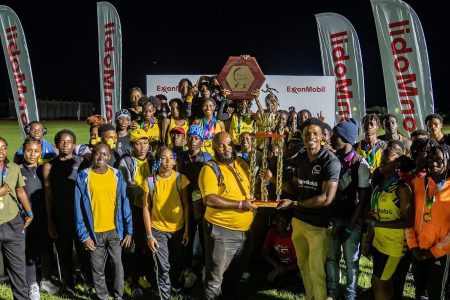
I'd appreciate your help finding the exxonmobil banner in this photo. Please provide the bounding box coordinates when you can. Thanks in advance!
[0,5,38,139]
[371,0,433,136]
[97,1,122,124]
[147,75,336,125]
[316,12,365,125]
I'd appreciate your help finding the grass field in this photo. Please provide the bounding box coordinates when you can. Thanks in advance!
[0,120,417,299]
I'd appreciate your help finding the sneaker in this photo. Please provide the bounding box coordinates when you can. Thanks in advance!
[124,280,132,297]
[61,286,76,297]
[183,271,198,289]
[138,276,151,290]
[40,280,59,295]
[29,282,40,300]
[171,286,183,296]
[240,272,250,283]
[131,286,144,298]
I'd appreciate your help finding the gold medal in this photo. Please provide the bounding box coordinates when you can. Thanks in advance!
[423,212,432,222]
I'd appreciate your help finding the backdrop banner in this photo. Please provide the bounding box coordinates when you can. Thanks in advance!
[0,5,38,139]
[147,75,336,125]
[371,0,434,136]
[316,12,365,125]
[97,1,122,123]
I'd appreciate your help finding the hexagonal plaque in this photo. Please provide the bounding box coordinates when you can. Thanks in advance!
[217,56,266,100]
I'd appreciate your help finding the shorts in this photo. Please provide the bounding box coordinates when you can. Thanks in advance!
[371,246,401,281]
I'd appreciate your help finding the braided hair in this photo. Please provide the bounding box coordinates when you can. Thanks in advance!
[151,146,172,181]
[426,143,450,178]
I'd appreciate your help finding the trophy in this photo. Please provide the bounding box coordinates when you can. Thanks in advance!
[250,86,284,207]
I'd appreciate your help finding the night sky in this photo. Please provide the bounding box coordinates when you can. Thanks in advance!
[0,0,447,113]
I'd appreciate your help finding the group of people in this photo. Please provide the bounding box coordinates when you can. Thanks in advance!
[0,74,449,300]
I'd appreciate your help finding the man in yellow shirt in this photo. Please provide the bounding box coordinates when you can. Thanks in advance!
[198,131,256,300]
[75,143,133,300]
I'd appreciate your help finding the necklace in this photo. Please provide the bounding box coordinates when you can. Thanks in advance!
[0,165,6,210]
[202,117,217,141]
[423,176,445,222]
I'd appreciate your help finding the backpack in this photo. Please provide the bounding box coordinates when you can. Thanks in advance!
[146,171,182,202]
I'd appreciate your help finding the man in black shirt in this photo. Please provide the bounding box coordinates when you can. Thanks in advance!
[176,124,212,284]
[43,130,90,295]
[269,118,340,300]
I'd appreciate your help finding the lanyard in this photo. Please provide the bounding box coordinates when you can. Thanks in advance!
[202,117,217,141]
[1,166,6,186]
[363,142,378,169]
[339,150,356,178]
[425,176,445,210]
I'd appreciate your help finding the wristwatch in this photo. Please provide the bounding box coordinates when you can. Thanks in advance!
[293,201,299,207]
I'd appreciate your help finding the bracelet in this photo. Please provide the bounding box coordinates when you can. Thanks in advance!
[239,201,243,210]
[146,233,154,239]
[26,211,33,217]
[371,219,375,228]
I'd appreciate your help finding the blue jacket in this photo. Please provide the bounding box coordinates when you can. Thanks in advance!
[74,166,133,245]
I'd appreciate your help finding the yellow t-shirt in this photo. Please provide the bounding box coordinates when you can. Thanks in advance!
[89,168,117,232]
[229,114,254,145]
[167,117,189,147]
[141,118,161,142]
[371,178,407,257]
[142,171,189,232]
[199,158,254,231]
[133,158,150,208]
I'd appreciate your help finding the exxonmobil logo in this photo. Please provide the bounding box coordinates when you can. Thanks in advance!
[287,86,326,94]
[157,85,179,93]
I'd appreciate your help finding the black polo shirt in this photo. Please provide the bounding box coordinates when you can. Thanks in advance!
[294,147,340,227]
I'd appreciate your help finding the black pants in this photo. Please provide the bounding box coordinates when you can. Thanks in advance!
[184,204,205,273]
[54,229,91,288]
[247,209,273,274]
[392,250,411,299]
[0,214,29,300]
[152,228,184,300]
[25,219,54,284]
[412,254,450,300]
[90,230,124,300]
[125,205,150,284]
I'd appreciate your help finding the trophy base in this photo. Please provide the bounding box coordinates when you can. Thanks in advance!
[252,200,279,208]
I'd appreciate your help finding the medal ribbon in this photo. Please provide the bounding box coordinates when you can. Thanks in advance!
[425,177,445,210]
[1,166,6,186]
[339,150,356,178]
[202,117,217,141]
[363,142,378,170]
